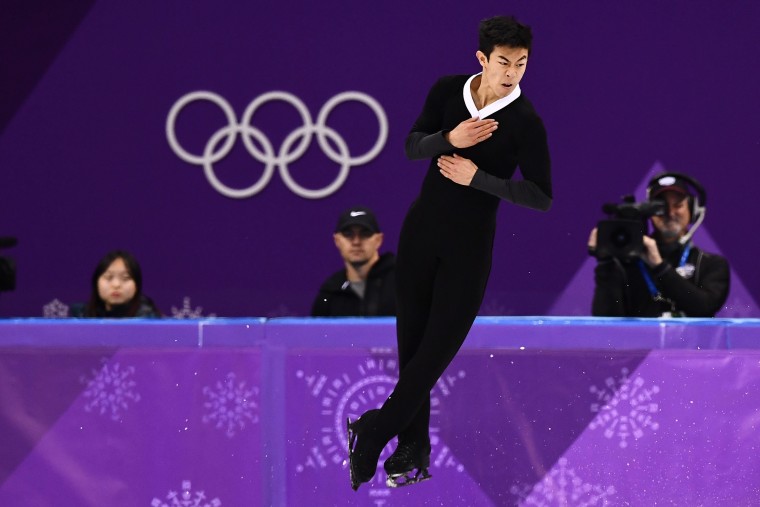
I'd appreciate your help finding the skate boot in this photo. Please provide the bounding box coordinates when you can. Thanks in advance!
[346,409,383,491]
[384,440,432,488]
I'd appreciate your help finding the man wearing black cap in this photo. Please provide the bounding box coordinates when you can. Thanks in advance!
[311,206,396,317]
[589,172,730,317]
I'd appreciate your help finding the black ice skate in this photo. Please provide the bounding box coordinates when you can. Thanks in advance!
[346,409,382,491]
[384,441,432,488]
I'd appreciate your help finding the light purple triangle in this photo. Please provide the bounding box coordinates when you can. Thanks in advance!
[549,162,759,317]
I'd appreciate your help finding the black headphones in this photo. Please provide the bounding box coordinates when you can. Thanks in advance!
[645,172,706,224]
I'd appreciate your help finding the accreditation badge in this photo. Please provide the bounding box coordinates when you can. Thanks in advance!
[676,263,695,279]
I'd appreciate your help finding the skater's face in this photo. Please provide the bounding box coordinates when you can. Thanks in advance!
[97,257,137,310]
[476,45,528,101]
[334,226,383,268]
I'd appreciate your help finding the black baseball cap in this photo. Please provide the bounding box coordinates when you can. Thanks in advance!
[649,174,692,199]
[335,206,381,233]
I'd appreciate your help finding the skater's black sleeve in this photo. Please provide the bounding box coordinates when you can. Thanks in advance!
[405,77,457,160]
[470,172,552,211]
[469,114,552,211]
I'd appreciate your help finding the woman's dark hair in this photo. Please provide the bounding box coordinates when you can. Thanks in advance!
[478,15,533,58]
[85,250,144,317]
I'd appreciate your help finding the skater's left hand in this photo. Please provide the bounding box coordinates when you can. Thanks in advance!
[438,154,477,186]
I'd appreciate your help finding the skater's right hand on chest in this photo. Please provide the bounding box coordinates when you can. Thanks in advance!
[445,117,498,149]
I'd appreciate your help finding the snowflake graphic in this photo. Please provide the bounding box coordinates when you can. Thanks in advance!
[81,359,140,421]
[202,372,259,438]
[171,297,216,319]
[510,457,616,506]
[43,298,69,317]
[294,356,467,481]
[588,367,660,448]
[151,480,221,507]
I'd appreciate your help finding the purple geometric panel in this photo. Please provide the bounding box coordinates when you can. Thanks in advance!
[1,318,759,505]
[442,350,648,506]
[0,348,263,506]
[285,349,494,506]
[0,347,117,487]
[0,0,96,134]
[554,350,760,505]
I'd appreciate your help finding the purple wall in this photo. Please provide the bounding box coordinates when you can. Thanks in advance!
[2,318,760,505]
[1,1,759,317]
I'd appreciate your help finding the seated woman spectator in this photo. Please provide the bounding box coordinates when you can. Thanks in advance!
[71,250,162,318]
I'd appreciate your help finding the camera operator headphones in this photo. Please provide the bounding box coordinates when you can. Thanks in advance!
[646,172,706,223]
[645,171,707,243]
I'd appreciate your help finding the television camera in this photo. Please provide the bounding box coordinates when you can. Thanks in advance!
[595,196,665,259]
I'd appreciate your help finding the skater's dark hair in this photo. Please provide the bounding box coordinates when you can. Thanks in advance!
[479,15,533,57]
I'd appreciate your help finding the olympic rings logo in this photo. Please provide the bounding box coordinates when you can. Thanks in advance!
[166,91,388,199]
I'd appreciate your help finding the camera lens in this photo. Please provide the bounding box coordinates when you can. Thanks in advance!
[612,229,631,247]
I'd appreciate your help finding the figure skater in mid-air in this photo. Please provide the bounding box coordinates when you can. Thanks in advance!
[347,14,553,490]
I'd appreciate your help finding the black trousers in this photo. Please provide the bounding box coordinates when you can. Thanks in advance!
[373,202,494,445]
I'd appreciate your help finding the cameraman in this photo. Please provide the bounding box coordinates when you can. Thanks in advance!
[588,172,730,317]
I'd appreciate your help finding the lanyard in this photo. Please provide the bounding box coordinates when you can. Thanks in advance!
[637,243,692,298]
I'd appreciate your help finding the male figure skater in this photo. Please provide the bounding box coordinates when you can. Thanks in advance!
[347,15,553,490]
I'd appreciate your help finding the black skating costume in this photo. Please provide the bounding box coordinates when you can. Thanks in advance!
[349,73,553,488]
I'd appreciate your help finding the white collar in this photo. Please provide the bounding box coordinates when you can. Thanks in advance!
[463,73,521,118]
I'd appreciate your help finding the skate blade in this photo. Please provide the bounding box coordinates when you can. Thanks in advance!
[346,417,355,455]
[346,418,359,490]
[385,469,432,488]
